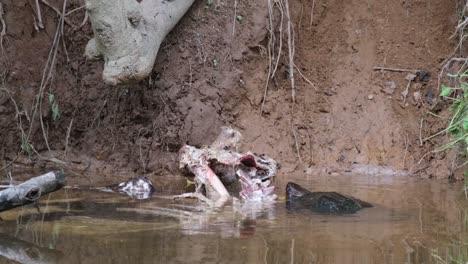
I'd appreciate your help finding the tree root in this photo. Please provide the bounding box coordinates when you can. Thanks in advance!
[0,2,6,52]
[85,0,195,85]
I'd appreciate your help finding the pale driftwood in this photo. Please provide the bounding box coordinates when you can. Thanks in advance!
[0,233,64,264]
[85,0,195,85]
[0,171,66,212]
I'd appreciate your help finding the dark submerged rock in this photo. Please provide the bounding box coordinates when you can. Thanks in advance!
[286,182,372,214]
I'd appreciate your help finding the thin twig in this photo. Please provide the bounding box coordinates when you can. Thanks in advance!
[372,66,420,73]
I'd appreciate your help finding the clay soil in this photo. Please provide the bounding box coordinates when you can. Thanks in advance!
[0,0,464,185]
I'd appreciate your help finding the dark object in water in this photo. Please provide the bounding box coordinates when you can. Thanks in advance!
[286,182,372,214]
[109,176,155,200]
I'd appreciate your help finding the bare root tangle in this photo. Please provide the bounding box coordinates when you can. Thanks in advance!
[262,0,298,112]
[284,0,296,103]
[261,0,275,114]
[271,0,284,79]
[0,2,6,53]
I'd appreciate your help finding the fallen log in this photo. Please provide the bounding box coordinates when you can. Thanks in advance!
[0,171,66,212]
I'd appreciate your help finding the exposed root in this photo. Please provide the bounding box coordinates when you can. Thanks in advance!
[0,2,6,53]
[270,0,284,79]
[34,0,44,29]
[261,0,275,114]
[262,0,297,111]
[284,0,296,103]
[76,10,88,30]
[309,0,316,29]
[40,0,74,28]
[293,63,318,91]
[372,66,420,73]
[231,0,238,40]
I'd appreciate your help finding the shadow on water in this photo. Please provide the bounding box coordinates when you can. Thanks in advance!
[0,172,467,263]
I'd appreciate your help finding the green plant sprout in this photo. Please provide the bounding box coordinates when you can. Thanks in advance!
[48,93,60,121]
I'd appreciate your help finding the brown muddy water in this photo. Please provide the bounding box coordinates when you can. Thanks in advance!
[0,172,467,264]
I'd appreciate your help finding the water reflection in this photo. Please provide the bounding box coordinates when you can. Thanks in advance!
[0,233,64,264]
[0,173,465,263]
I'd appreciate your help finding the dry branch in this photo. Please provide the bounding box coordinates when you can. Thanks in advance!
[0,171,66,213]
[85,0,195,84]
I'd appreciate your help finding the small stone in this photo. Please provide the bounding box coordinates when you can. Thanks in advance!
[368,94,374,100]
[413,91,421,105]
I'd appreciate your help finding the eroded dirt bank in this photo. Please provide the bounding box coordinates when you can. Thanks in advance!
[0,0,461,183]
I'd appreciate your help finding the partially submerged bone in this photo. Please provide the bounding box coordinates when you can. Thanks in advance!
[179,127,278,204]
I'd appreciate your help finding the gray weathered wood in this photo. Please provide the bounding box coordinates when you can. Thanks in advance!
[0,171,66,212]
